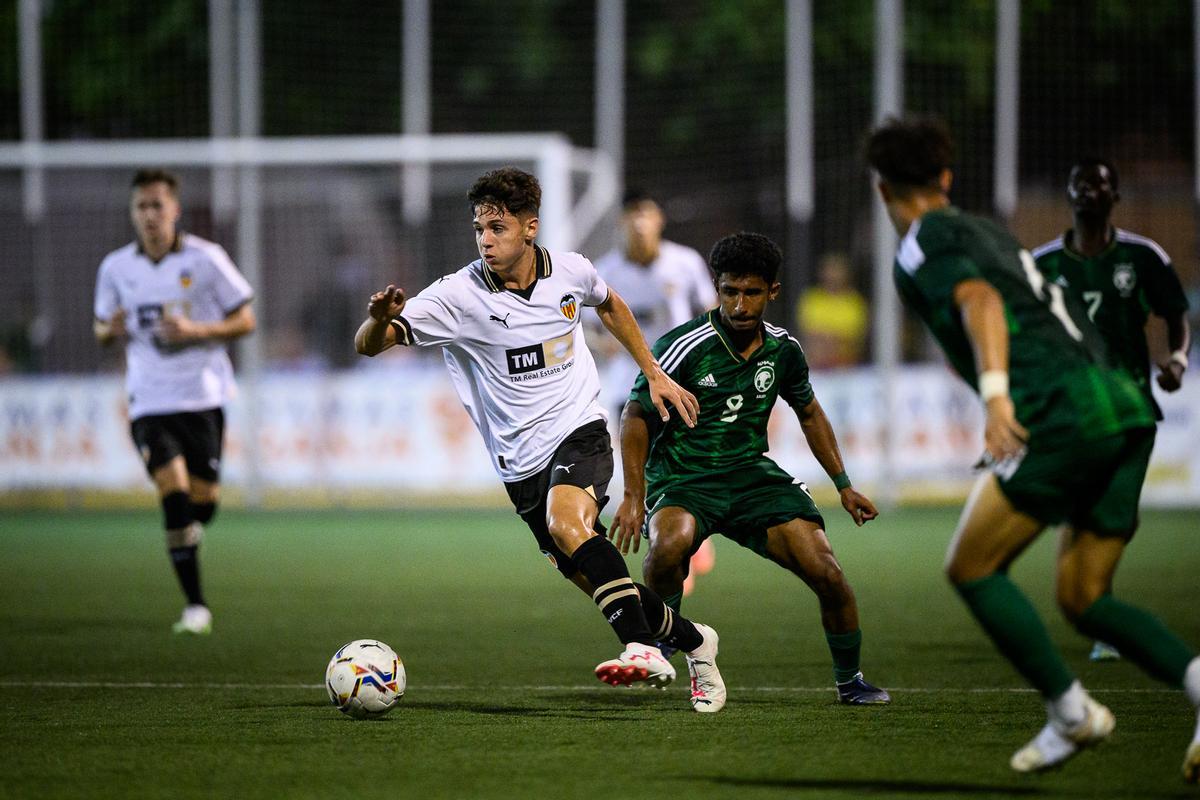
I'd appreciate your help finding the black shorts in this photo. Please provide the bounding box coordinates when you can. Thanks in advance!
[503,419,614,578]
[130,408,225,482]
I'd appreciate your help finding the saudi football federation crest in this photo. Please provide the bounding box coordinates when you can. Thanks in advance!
[179,269,193,289]
[559,294,578,321]
[1113,263,1136,297]
[754,363,776,392]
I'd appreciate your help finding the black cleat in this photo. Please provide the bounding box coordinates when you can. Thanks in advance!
[836,672,891,705]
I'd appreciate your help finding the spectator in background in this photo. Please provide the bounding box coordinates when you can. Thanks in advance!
[593,189,718,597]
[795,252,869,369]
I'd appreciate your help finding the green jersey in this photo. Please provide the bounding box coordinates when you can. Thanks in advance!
[893,207,1153,446]
[630,310,814,494]
[1033,227,1189,419]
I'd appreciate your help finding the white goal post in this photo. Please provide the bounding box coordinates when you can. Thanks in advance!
[0,133,617,501]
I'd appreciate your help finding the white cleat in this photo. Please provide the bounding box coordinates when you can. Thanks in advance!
[1088,641,1121,662]
[685,623,726,713]
[1010,696,1114,773]
[595,642,675,689]
[172,604,212,635]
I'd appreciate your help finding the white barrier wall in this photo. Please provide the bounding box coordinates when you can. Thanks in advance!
[1,365,1197,505]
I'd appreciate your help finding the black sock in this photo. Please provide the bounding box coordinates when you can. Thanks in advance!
[636,582,703,652]
[571,536,655,645]
[169,546,205,606]
[191,501,217,525]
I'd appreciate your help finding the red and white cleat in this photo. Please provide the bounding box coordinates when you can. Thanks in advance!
[595,642,676,689]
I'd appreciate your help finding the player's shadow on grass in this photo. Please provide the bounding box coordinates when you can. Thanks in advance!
[706,776,1043,795]
[410,696,682,721]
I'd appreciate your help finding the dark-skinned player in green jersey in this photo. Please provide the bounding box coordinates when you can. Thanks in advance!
[1033,158,1191,663]
[867,116,1200,781]
[610,232,890,712]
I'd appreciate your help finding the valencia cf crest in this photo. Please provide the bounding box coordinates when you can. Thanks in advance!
[559,294,578,321]
[179,269,193,289]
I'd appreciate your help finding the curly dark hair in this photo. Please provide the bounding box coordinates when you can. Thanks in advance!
[865,115,954,194]
[708,232,783,285]
[467,167,541,217]
[131,168,179,195]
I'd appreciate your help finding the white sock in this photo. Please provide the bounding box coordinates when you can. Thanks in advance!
[1029,721,1077,764]
[1047,680,1087,730]
[1184,656,1200,708]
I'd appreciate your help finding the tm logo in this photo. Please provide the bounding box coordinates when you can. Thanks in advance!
[506,344,546,374]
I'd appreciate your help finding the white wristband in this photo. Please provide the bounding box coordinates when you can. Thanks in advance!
[978,370,1009,402]
[1169,350,1189,371]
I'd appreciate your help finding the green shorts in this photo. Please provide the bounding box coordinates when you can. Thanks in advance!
[996,426,1155,537]
[644,458,825,558]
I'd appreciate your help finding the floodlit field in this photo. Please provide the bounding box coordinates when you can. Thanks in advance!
[2,507,1197,799]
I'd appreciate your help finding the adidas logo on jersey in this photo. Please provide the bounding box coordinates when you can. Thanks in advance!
[697,373,718,388]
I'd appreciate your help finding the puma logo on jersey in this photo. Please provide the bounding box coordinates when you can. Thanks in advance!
[489,313,511,328]
[697,373,718,388]
[553,463,574,474]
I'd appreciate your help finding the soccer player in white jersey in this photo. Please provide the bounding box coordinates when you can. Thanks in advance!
[355,167,725,705]
[593,190,719,599]
[593,190,717,409]
[93,169,256,635]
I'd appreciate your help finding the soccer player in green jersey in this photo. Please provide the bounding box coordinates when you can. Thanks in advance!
[1034,157,1191,664]
[867,116,1200,781]
[610,232,890,712]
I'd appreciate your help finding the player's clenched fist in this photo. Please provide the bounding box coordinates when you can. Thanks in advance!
[368,285,407,321]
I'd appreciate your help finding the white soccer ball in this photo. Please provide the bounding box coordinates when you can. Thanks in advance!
[325,639,405,719]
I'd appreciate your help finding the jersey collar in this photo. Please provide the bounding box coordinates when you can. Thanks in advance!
[708,309,768,363]
[135,232,185,264]
[481,245,553,293]
[1062,226,1118,261]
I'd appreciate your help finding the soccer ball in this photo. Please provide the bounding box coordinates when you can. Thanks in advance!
[325,639,405,719]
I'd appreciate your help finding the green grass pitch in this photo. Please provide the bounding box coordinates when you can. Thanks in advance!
[1,507,1197,799]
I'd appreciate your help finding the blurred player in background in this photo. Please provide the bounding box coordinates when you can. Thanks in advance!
[93,169,256,635]
[1033,157,1191,664]
[867,117,1200,780]
[355,167,725,705]
[593,190,719,597]
[611,232,889,709]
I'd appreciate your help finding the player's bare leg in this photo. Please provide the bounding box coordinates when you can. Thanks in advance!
[547,485,675,688]
[764,518,887,704]
[642,506,699,609]
[1057,525,1200,782]
[947,474,1112,772]
[639,508,724,709]
[153,457,211,634]
[683,539,716,597]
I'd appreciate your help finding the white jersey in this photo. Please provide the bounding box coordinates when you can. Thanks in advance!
[391,246,608,481]
[593,239,716,407]
[93,233,254,421]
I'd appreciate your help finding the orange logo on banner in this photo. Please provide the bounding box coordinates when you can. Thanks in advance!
[559,294,577,321]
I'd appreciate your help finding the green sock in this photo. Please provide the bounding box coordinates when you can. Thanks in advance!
[826,629,862,684]
[956,573,1075,698]
[1076,594,1196,686]
[661,591,683,614]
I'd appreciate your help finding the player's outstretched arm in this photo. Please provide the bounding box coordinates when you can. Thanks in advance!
[355,285,407,356]
[952,278,1028,461]
[594,289,698,427]
[796,396,877,526]
[610,401,652,554]
[1156,311,1190,392]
